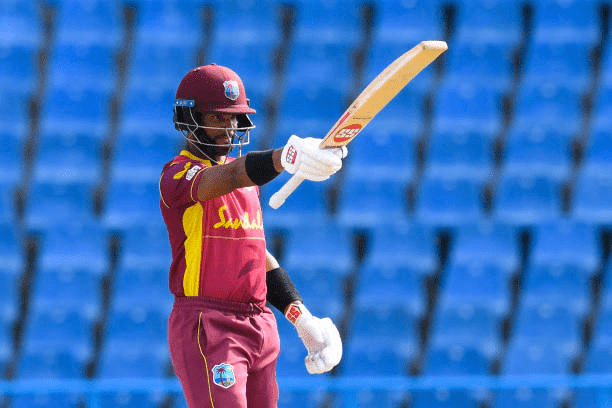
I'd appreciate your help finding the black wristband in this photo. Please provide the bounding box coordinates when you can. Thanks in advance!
[266,266,302,312]
[244,150,281,186]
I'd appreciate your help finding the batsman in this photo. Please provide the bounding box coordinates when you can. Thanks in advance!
[159,64,346,407]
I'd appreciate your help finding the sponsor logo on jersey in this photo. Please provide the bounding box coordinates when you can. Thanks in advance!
[223,80,240,101]
[212,363,236,388]
[213,205,264,231]
[185,165,202,180]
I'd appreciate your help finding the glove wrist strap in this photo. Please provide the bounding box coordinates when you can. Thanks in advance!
[285,302,311,326]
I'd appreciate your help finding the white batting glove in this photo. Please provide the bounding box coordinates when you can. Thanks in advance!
[285,303,342,374]
[281,135,347,181]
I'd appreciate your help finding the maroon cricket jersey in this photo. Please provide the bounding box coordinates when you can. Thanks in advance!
[159,150,267,306]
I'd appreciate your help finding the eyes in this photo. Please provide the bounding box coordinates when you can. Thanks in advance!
[208,113,237,125]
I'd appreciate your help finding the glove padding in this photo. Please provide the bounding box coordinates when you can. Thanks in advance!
[291,305,342,374]
[281,135,347,182]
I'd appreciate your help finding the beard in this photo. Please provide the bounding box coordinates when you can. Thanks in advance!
[193,129,233,158]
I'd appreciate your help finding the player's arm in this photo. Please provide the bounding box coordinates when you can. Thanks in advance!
[195,135,347,202]
[265,249,342,374]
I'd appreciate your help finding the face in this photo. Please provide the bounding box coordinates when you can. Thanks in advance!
[194,113,237,158]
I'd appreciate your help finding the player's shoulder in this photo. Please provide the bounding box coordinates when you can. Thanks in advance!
[163,150,212,170]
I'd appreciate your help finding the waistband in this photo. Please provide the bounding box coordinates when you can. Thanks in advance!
[173,296,266,315]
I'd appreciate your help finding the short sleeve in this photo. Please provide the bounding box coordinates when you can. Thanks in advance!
[159,160,207,208]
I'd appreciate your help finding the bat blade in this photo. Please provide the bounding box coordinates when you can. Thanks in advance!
[269,41,447,209]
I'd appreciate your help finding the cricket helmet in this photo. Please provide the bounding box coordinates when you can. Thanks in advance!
[173,64,255,158]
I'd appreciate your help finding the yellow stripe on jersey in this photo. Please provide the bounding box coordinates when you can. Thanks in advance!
[182,202,204,296]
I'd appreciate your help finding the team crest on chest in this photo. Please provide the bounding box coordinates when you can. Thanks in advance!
[223,80,240,101]
[212,363,236,388]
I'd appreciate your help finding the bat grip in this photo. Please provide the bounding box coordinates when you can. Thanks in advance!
[268,175,305,209]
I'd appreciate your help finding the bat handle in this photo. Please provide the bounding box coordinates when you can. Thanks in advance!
[269,175,305,209]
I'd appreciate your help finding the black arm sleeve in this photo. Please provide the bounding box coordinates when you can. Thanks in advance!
[266,266,303,312]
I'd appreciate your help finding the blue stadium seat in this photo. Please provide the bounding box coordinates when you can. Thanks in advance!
[453,0,522,46]
[0,0,43,47]
[207,38,275,93]
[592,86,612,132]
[333,389,407,408]
[24,181,98,234]
[502,125,572,181]
[0,89,33,130]
[432,82,503,134]
[439,263,510,318]
[113,265,172,310]
[513,82,583,134]
[133,1,203,48]
[372,0,443,44]
[100,304,169,378]
[286,265,346,320]
[98,392,166,408]
[342,339,413,376]
[212,0,281,45]
[22,306,96,356]
[32,133,103,185]
[343,129,417,183]
[36,222,109,274]
[450,220,519,271]
[583,342,612,374]
[117,222,172,269]
[572,172,612,225]
[573,389,612,408]
[367,86,427,132]
[521,41,592,90]
[275,332,310,377]
[512,303,581,355]
[104,179,164,230]
[47,43,117,92]
[493,174,561,226]
[423,345,490,376]
[494,388,568,408]
[260,175,333,228]
[415,176,482,228]
[354,263,426,318]
[291,0,362,45]
[444,41,513,91]
[582,129,612,176]
[127,43,196,91]
[411,389,478,408]
[29,266,103,319]
[522,263,590,318]
[0,128,25,190]
[530,0,600,45]
[278,390,329,408]
[282,223,355,270]
[350,302,419,348]
[429,304,501,358]
[277,85,346,125]
[362,222,436,273]
[17,349,87,379]
[111,131,181,182]
[336,179,410,228]
[284,42,354,91]
[426,129,493,182]
[120,87,176,132]
[40,88,112,135]
[0,221,24,276]
[54,0,122,46]
[0,43,37,92]
[503,340,571,375]
[11,394,83,408]
[590,309,612,347]
[530,219,599,272]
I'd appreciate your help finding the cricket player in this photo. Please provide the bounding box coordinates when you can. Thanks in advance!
[159,64,345,407]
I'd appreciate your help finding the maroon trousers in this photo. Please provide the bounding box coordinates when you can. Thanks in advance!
[169,297,281,408]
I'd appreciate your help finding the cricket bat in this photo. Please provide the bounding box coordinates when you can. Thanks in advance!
[269,40,448,209]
